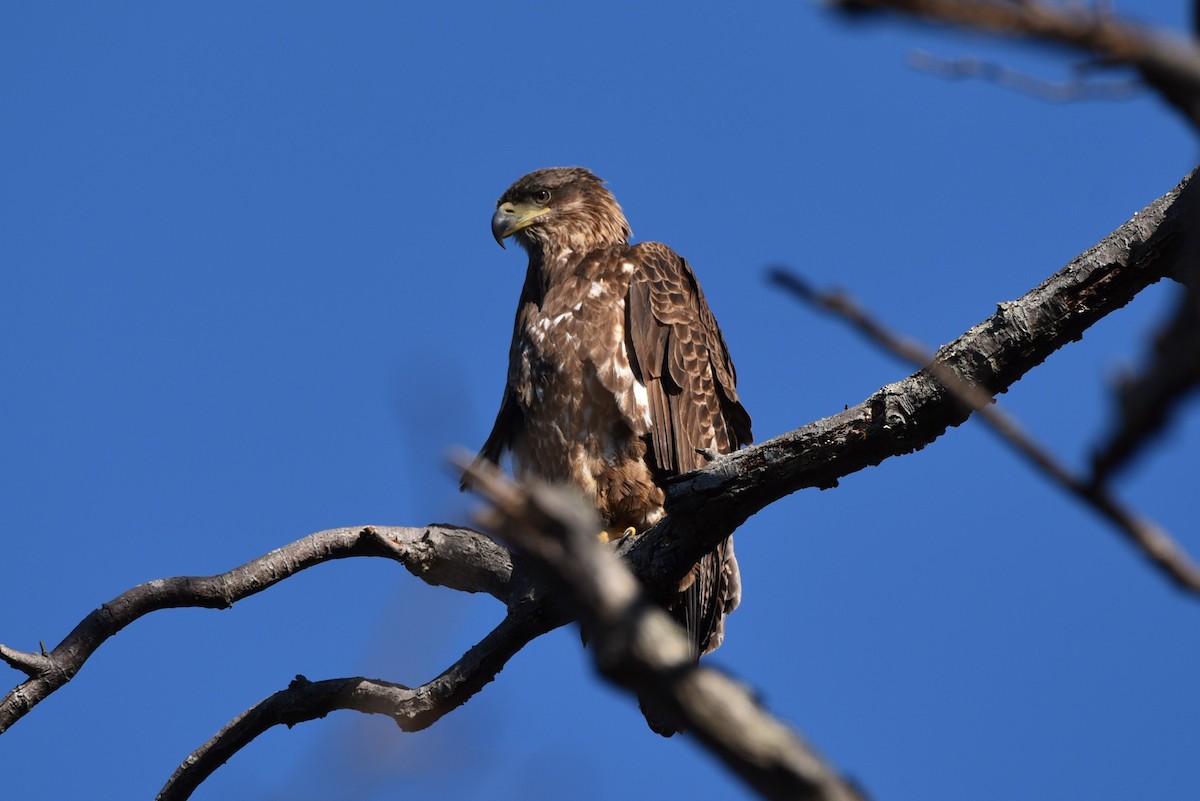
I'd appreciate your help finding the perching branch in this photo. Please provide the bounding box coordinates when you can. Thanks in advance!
[0,525,511,734]
[462,457,869,801]
[833,0,1200,127]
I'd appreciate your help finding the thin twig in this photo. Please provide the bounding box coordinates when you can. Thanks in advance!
[908,48,1142,101]
[833,0,1200,127]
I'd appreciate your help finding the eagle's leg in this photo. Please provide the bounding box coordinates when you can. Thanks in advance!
[598,527,637,544]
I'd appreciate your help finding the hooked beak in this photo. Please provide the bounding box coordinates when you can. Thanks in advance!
[491,201,550,249]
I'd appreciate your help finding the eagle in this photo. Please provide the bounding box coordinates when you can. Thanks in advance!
[475,167,752,735]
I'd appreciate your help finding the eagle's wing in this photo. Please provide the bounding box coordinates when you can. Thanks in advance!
[467,271,541,485]
[478,388,522,466]
[625,240,751,473]
[624,241,752,658]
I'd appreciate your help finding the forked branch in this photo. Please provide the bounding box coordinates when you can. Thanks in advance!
[0,525,511,734]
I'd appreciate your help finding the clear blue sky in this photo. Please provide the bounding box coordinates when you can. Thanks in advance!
[3,3,1197,799]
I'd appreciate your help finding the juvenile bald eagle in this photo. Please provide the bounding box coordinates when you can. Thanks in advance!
[476,167,752,735]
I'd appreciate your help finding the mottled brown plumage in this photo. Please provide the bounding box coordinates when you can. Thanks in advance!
[476,167,752,735]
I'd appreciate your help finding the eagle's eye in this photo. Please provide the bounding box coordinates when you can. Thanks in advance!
[532,189,551,205]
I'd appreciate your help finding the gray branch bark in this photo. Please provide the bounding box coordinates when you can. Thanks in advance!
[0,525,511,734]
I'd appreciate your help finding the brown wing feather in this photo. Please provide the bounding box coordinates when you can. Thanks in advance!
[479,390,521,465]
[626,278,674,471]
[466,266,544,486]
[626,241,751,471]
[624,241,752,661]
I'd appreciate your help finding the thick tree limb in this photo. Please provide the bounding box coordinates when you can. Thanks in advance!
[463,458,869,801]
[0,525,511,734]
[834,0,1200,126]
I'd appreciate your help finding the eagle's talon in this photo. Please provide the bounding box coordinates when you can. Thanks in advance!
[597,526,637,545]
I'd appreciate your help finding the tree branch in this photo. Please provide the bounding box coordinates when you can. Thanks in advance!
[462,458,870,801]
[833,0,1200,127]
[157,597,561,801]
[767,266,1200,593]
[0,525,511,734]
[907,48,1143,102]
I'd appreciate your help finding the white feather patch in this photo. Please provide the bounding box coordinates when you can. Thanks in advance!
[632,380,652,429]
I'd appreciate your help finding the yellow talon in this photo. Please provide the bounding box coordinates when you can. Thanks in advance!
[598,527,638,544]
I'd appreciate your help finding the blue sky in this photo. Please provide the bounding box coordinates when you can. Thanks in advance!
[2,3,1198,799]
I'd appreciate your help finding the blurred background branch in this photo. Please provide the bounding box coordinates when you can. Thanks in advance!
[462,457,870,801]
[833,0,1200,126]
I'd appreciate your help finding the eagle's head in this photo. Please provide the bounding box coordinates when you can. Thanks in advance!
[491,167,631,258]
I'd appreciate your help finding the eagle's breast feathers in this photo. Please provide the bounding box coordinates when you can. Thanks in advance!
[509,246,663,531]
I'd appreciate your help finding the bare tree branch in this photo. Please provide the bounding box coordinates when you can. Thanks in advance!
[833,0,1200,126]
[462,458,870,801]
[907,48,1142,101]
[767,266,1200,593]
[0,525,511,734]
[157,598,561,801]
